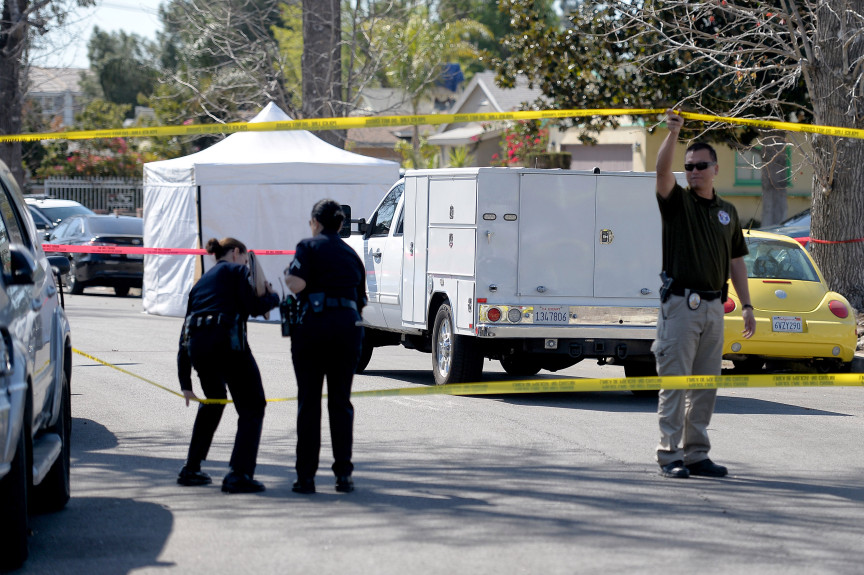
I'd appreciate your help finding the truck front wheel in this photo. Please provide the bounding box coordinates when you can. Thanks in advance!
[432,303,483,385]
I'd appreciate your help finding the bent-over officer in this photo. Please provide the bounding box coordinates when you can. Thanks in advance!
[653,110,756,479]
[283,199,366,495]
[177,237,279,493]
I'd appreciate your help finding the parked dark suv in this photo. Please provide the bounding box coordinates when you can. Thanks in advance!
[0,161,73,570]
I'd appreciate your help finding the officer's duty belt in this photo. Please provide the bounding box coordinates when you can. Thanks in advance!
[668,286,722,301]
[325,297,358,311]
[188,312,235,328]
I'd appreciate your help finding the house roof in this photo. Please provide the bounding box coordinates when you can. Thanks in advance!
[437,71,545,133]
[25,67,87,95]
[346,126,402,147]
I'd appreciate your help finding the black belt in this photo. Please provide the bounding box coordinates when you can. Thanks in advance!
[668,286,722,301]
[188,312,235,329]
[325,297,358,311]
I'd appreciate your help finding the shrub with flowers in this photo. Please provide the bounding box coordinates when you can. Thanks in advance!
[491,120,549,166]
[35,138,157,180]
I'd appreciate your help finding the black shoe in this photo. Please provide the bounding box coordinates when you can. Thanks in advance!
[335,475,354,493]
[292,477,316,494]
[659,460,690,478]
[686,458,728,477]
[221,472,266,494]
[177,466,212,486]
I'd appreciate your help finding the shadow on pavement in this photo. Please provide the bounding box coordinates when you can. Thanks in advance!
[24,496,174,573]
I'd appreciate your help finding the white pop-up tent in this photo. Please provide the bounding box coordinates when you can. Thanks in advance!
[142,102,400,317]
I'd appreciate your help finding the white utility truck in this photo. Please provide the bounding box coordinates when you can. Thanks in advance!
[345,167,664,385]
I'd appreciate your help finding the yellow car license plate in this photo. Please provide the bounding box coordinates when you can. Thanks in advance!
[772,316,803,332]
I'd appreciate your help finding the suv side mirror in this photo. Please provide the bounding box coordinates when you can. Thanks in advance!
[7,245,36,285]
[47,255,71,275]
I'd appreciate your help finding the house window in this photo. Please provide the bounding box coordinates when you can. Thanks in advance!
[735,147,791,186]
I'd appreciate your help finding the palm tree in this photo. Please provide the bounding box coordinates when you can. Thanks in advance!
[368,5,490,163]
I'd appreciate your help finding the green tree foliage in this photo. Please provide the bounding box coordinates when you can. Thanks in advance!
[81,28,159,112]
[395,134,439,169]
[366,3,491,153]
[272,2,303,109]
[437,0,556,70]
[447,145,474,167]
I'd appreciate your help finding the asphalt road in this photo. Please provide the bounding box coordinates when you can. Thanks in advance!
[17,290,864,574]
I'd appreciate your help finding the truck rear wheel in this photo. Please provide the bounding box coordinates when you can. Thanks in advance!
[500,354,542,377]
[432,303,483,385]
[33,372,71,512]
[0,425,30,570]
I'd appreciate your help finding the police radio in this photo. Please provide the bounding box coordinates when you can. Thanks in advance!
[280,294,298,337]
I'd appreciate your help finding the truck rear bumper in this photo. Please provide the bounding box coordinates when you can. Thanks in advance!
[475,324,656,340]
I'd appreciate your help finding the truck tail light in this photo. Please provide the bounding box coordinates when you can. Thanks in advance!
[507,308,522,323]
[829,300,849,318]
[723,299,736,314]
[487,307,502,322]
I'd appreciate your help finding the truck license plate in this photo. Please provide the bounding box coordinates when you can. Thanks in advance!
[535,305,569,324]
[772,316,803,333]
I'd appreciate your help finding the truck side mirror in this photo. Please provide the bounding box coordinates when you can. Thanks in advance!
[345,217,367,236]
[339,205,352,238]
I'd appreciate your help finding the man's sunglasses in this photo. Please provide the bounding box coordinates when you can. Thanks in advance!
[684,161,717,172]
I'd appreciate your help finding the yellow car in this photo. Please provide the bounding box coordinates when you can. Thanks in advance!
[723,230,857,372]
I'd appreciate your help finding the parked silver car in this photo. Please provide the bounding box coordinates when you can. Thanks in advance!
[0,161,73,570]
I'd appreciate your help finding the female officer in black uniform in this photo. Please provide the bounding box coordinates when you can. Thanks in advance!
[177,237,279,493]
[283,199,365,494]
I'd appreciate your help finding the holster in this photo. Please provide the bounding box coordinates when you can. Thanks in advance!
[659,271,674,303]
[229,321,247,351]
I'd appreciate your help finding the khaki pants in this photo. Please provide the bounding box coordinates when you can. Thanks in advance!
[652,294,724,466]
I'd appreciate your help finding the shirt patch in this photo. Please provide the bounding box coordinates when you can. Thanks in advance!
[717,210,731,225]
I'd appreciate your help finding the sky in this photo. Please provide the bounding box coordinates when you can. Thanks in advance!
[31,0,163,70]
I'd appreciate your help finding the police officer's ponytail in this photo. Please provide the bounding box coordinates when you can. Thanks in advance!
[311,199,345,233]
[206,237,247,260]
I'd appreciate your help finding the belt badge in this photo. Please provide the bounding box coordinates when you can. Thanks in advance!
[687,292,701,310]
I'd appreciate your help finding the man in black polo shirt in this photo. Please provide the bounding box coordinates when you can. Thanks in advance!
[653,110,756,479]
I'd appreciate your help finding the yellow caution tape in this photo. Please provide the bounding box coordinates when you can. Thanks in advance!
[5,107,864,143]
[0,108,662,143]
[72,348,263,405]
[677,111,864,140]
[73,348,863,406]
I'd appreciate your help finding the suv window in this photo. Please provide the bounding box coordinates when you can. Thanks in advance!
[36,204,93,224]
[369,183,404,237]
[0,184,27,274]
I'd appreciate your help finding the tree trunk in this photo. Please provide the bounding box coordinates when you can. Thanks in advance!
[302,0,345,149]
[759,130,788,227]
[0,0,28,188]
[807,1,864,310]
